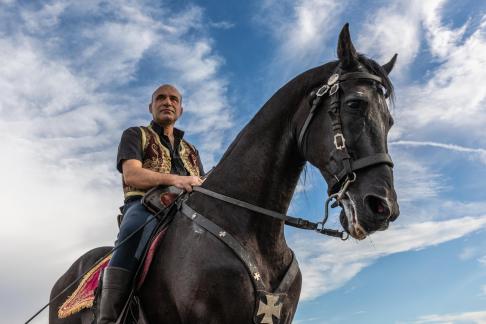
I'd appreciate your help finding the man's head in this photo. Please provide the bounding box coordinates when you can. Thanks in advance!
[149,84,183,126]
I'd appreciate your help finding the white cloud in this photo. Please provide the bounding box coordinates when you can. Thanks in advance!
[209,20,234,30]
[391,150,444,204]
[395,13,486,144]
[79,21,156,85]
[20,2,68,32]
[255,0,347,74]
[357,0,469,76]
[357,0,426,74]
[289,215,486,301]
[478,255,486,266]
[414,310,486,323]
[355,0,486,152]
[421,1,469,60]
[459,246,479,261]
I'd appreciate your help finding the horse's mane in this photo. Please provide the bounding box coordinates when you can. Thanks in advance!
[216,62,336,163]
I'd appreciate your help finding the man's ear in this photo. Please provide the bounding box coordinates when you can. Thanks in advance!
[149,103,153,113]
[180,106,184,116]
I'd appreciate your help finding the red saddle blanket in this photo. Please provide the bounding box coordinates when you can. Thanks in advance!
[58,229,166,318]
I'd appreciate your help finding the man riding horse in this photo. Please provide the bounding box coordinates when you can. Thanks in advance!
[47,24,400,324]
[98,84,204,323]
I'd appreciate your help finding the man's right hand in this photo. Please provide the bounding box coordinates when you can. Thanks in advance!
[172,175,203,192]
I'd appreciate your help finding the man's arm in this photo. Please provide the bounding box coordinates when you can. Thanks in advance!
[122,159,203,192]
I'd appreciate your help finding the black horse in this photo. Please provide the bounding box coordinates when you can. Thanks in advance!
[49,24,399,324]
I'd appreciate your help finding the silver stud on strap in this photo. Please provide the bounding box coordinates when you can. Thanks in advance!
[330,83,340,95]
[327,73,339,85]
[316,85,329,97]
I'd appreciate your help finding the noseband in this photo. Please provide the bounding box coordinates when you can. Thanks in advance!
[297,68,394,193]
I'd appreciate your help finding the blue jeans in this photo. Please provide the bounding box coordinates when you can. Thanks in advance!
[108,199,158,272]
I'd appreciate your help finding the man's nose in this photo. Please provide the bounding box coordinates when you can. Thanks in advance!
[162,97,172,105]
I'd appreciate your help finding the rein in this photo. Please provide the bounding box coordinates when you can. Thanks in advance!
[192,186,349,240]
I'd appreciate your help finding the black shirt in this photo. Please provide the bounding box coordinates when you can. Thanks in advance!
[116,121,204,176]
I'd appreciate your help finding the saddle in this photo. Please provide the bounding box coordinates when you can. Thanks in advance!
[58,186,181,320]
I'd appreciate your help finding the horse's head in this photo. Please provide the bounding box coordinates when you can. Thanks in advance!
[295,24,399,240]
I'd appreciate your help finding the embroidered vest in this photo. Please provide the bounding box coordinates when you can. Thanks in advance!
[123,125,201,198]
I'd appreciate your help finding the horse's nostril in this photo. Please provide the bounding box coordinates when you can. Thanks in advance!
[365,195,389,219]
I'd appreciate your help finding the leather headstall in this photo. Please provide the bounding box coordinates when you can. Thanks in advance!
[297,68,394,193]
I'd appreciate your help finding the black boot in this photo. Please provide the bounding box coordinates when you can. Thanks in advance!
[96,267,132,324]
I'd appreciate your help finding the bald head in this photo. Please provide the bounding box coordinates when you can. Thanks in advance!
[151,84,182,104]
[149,84,184,127]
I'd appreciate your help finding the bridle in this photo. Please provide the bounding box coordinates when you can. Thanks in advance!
[297,67,394,193]
[297,67,394,229]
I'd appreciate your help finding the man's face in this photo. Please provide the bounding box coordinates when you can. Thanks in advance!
[149,85,182,126]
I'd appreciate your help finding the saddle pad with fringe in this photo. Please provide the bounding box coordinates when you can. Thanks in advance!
[58,229,167,318]
[58,254,111,318]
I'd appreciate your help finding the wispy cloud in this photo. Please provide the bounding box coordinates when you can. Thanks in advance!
[290,215,486,301]
[357,0,486,154]
[478,255,486,266]
[255,0,347,76]
[395,12,486,144]
[414,310,486,323]
[459,246,480,261]
[357,0,429,75]
[391,150,444,204]
[391,140,486,165]
[481,285,486,297]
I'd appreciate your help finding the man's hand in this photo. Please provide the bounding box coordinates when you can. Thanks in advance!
[122,159,204,190]
[172,175,203,192]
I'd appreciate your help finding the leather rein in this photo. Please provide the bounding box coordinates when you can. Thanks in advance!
[192,68,394,240]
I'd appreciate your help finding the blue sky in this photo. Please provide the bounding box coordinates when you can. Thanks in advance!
[2,0,486,323]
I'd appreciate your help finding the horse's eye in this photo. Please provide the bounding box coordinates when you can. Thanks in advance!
[346,100,365,110]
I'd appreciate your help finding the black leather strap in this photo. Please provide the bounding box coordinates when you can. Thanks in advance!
[334,153,394,183]
[181,202,267,291]
[181,202,301,297]
[297,95,324,151]
[339,72,383,84]
[275,253,299,294]
[192,187,319,230]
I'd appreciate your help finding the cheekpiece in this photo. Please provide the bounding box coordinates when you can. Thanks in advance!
[327,73,340,86]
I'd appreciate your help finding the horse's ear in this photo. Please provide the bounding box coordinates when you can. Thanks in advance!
[382,54,398,75]
[337,23,359,68]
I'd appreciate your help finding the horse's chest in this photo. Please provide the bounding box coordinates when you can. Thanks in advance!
[178,205,301,324]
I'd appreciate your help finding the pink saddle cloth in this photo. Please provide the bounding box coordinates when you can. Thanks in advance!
[58,229,166,318]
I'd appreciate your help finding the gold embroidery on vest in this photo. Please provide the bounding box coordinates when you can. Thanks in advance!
[179,140,200,177]
[144,126,171,174]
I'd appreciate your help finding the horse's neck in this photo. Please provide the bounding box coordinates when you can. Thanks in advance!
[189,92,304,257]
